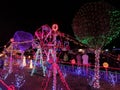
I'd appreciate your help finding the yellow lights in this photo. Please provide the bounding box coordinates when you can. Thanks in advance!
[22,56,26,67]
[28,56,31,59]
[29,60,33,69]
[78,49,85,53]
[103,62,109,68]
[0,53,4,57]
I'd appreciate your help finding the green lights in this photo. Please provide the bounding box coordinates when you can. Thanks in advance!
[73,7,120,48]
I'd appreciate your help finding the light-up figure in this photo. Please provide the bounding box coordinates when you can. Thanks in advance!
[82,52,89,76]
[32,24,55,77]
[34,24,70,90]
[31,45,44,76]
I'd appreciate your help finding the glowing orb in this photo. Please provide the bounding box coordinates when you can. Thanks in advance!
[71,59,76,64]
[52,24,58,31]
[103,62,109,68]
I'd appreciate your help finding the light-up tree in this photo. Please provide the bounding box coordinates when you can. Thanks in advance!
[72,1,120,88]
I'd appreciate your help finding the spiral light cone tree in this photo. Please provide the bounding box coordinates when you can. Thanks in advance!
[72,1,120,89]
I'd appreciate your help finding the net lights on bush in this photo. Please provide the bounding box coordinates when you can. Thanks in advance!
[72,1,120,89]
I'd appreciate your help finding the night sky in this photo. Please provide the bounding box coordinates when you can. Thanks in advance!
[0,0,120,50]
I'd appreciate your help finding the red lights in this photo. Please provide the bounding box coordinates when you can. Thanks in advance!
[52,24,58,31]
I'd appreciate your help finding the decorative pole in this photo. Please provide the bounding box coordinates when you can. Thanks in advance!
[52,24,58,90]
[103,62,109,78]
[9,38,14,74]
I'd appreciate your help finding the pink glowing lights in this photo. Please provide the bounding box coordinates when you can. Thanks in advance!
[52,24,58,31]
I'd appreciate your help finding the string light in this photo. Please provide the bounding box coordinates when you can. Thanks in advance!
[72,1,120,89]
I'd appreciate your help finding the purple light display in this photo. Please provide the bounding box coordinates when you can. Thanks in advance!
[13,31,33,51]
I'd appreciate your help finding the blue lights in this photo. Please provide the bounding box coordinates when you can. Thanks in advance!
[59,64,120,86]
